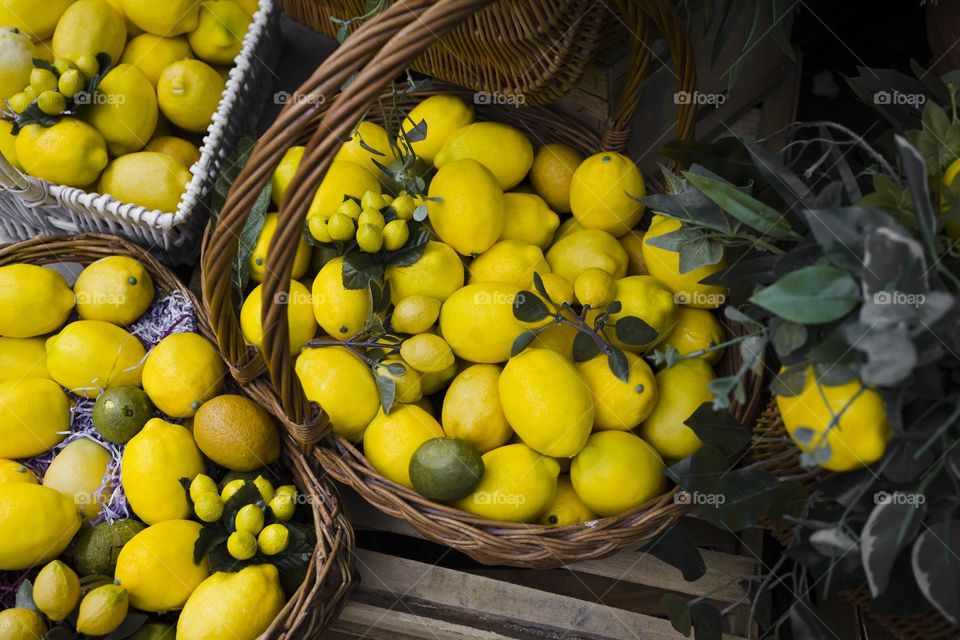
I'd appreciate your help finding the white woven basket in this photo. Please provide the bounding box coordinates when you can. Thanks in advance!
[0,0,281,264]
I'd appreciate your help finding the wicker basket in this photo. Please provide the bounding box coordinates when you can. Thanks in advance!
[0,234,355,637]
[0,1,281,264]
[200,0,763,568]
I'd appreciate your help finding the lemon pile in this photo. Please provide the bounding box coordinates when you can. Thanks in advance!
[246,93,734,525]
[0,0,256,211]
[0,255,303,640]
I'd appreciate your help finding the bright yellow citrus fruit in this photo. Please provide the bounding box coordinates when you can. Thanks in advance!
[661,306,725,364]
[74,255,155,325]
[454,443,560,522]
[46,320,146,397]
[639,359,714,460]
[248,212,312,282]
[308,160,380,219]
[0,608,47,640]
[86,63,158,155]
[122,0,202,35]
[0,1,74,40]
[0,337,50,382]
[52,0,127,64]
[178,564,286,640]
[0,27,33,100]
[573,267,616,307]
[0,379,69,458]
[441,364,512,453]
[0,483,81,570]
[529,144,582,213]
[569,151,645,237]
[0,264,74,337]
[363,404,445,488]
[99,152,192,212]
[386,240,464,303]
[33,560,81,622]
[336,120,392,175]
[468,239,550,289]
[142,332,225,417]
[426,158,505,256]
[0,459,38,485]
[193,394,281,471]
[435,121,533,190]
[438,282,525,363]
[642,215,729,309]
[400,333,454,373]
[537,475,596,526]
[157,59,225,133]
[546,228,628,284]
[76,584,128,636]
[571,431,666,517]
[146,135,201,168]
[500,192,560,249]
[16,118,109,188]
[398,94,474,163]
[391,295,441,334]
[598,275,679,352]
[577,351,658,430]
[43,438,112,521]
[311,256,372,339]
[188,0,251,65]
[296,345,380,442]
[241,280,317,355]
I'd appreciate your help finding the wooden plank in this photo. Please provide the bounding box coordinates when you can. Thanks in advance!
[354,549,747,640]
[329,602,513,640]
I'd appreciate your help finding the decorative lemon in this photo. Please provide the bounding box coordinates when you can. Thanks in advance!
[77,584,128,636]
[363,404,445,488]
[391,295,442,334]
[157,59,225,132]
[468,239,550,288]
[0,264,74,337]
[142,332,225,417]
[455,443,560,522]
[400,333,454,373]
[241,280,317,355]
[661,306,726,364]
[0,460,37,485]
[619,229,648,275]
[571,431,666,517]
[46,320,146,397]
[776,366,892,472]
[386,241,464,303]
[529,143,582,213]
[43,439,112,521]
[188,0,251,64]
[545,228,628,284]
[336,120,392,174]
[573,267,616,307]
[0,378,69,458]
[52,0,127,65]
[33,560,81,622]
[438,282,525,363]
[435,121,533,190]
[500,192,561,249]
[15,119,109,187]
[569,151,645,237]
[426,159,505,256]
[0,27,34,100]
[114,519,210,611]
[577,351,658,430]
[639,359,714,460]
[74,256,155,325]
[308,160,380,219]
[296,346,380,442]
[86,64,159,155]
[248,212,312,282]
[99,152,192,212]
[498,348,593,457]
[178,564,286,640]
[0,120,20,169]
[146,135,201,168]
[311,256,372,339]
[122,0,202,35]
[601,275,679,352]
[642,215,729,309]
[398,94,474,163]
[193,394,281,471]
[441,364,512,453]
[271,146,304,206]
[0,608,47,640]
[121,418,205,523]
[538,476,596,526]
[531,321,578,359]
[0,483,81,570]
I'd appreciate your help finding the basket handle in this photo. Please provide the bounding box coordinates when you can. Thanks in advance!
[201,0,495,446]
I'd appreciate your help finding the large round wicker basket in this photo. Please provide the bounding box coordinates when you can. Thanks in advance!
[202,0,764,568]
[0,234,356,638]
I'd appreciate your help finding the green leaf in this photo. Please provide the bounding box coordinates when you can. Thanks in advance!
[644,526,706,582]
[232,188,270,295]
[683,404,751,456]
[613,315,658,347]
[774,320,808,357]
[911,520,960,624]
[342,251,384,290]
[15,580,36,611]
[662,594,692,636]
[32,58,57,74]
[512,291,550,323]
[690,601,722,640]
[572,331,601,363]
[375,373,397,414]
[11,101,58,133]
[222,482,264,530]
[666,444,728,493]
[750,265,859,324]
[770,365,808,397]
[692,468,781,530]
[511,329,540,357]
[683,170,798,239]
[607,347,629,382]
[194,527,229,565]
[412,204,428,222]
[383,220,430,267]
[767,481,808,524]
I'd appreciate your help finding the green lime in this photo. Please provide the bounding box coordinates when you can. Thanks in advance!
[93,386,154,444]
[72,519,146,576]
[409,438,484,502]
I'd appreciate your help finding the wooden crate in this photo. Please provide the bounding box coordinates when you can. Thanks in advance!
[325,489,763,639]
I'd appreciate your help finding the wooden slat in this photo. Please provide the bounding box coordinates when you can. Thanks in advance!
[330,602,513,640]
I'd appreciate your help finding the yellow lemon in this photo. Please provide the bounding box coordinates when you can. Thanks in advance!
[46,320,146,397]
[441,364,512,453]
[639,359,714,460]
[157,59,224,132]
[0,27,33,100]
[193,394,281,471]
[142,332,225,417]
[391,295,441,334]
[545,229,628,284]
[15,118,109,187]
[776,366,892,472]
[642,215,729,309]
[122,0,202,35]
[530,143,582,213]
[554,216,582,241]
[386,240,464,303]
[114,519,210,611]
[538,476,596,526]
[120,34,193,87]
[600,275,679,352]
[499,348,593,457]
[86,63,158,155]
[77,584,128,636]
[531,321,578,358]
[241,280,317,355]
[178,564,285,640]
[308,159,380,219]
[438,282,525,363]
[363,404,444,488]
[0,483,81,570]
[121,418,204,523]
[454,443,560,522]
[311,256,372,339]
[104,0,143,35]
[569,151,645,237]
[188,0,251,64]
[52,0,127,65]
[941,157,960,240]
[74,255,155,325]
[538,272,574,306]
[398,94,474,163]
[468,239,550,289]
[99,152,191,212]
[43,439,112,521]
[619,229,648,275]
[577,352,658,431]
[0,608,47,639]
[500,192,561,249]
[375,356,422,403]
[427,158,505,255]
[400,333,454,373]
[573,267,616,307]
[419,360,457,395]
[0,1,74,40]
[33,560,81,622]
[0,264,74,337]
[435,121,533,190]
[296,346,380,442]
[336,120,392,175]
[270,145,304,206]
[661,306,725,364]
[248,212,311,282]
[571,431,666,517]
[0,459,38,485]
[0,379,70,458]
[0,120,20,169]
[146,135,201,168]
